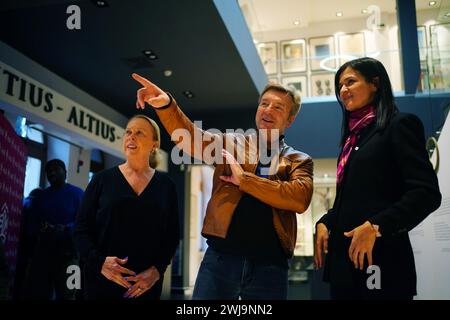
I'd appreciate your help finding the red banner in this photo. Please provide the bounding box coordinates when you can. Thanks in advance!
[0,113,26,296]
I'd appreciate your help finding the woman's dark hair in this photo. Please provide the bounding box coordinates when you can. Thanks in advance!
[334,57,398,146]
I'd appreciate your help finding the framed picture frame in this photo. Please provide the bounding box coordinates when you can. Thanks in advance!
[337,33,365,66]
[256,42,278,75]
[310,73,335,97]
[281,75,308,97]
[280,39,307,73]
[417,25,427,61]
[309,36,336,71]
[429,59,450,90]
[430,23,450,61]
[418,60,430,92]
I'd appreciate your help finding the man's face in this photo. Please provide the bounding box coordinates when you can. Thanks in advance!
[255,89,296,139]
[46,164,66,187]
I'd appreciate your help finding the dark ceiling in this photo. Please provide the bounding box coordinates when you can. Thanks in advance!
[0,0,261,122]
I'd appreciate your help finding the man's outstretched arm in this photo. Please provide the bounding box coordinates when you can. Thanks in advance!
[132,73,222,161]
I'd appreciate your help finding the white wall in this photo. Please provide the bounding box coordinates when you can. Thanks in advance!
[67,146,91,190]
[410,111,450,300]
[46,136,91,190]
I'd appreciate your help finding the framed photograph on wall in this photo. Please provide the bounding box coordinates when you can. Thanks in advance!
[256,42,278,75]
[280,39,307,73]
[418,60,430,92]
[430,23,450,91]
[281,75,308,97]
[337,33,365,66]
[417,25,427,61]
[310,73,335,97]
[309,36,336,71]
[430,60,450,90]
[430,23,450,61]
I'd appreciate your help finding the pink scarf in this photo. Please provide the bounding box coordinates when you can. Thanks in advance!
[336,105,376,185]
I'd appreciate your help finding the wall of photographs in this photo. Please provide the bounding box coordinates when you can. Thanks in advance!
[257,32,366,99]
[256,23,450,98]
[419,23,450,92]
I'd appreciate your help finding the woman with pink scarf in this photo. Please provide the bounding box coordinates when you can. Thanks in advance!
[314,57,441,299]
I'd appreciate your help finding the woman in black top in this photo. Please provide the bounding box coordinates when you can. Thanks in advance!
[75,115,179,299]
[314,57,441,299]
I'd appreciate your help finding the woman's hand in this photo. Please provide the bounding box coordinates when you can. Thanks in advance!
[132,73,170,109]
[219,149,244,186]
[314,223,329,269]
[123,266,161,298]
[344,221,378,270]
[101,256,136,289]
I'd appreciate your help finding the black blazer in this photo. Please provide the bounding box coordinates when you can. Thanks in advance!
[318,112,441,297]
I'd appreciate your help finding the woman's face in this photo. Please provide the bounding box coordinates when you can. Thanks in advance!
[123,118,157,159]
[338,67,378,112]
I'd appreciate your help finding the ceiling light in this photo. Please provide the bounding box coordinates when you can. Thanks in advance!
[93,0,109,7]
[336,12,343,17]
[183,90,194,99]
[293,20,300,25]
[142,50,158,60]
[429,1,437,6]
[164,70,172,77]
[361,9,368,14]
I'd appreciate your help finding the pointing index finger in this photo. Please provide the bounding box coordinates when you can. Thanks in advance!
[132,73,152,88]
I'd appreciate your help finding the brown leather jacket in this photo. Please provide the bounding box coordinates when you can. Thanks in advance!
[155,97,314,258]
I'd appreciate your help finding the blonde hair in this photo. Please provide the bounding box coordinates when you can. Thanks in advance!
[128,115,161,169]
[259,83,302,117]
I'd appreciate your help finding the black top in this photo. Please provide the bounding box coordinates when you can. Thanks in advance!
[318,113,441,297]
[208,162,288,268]
[74,167,180,299]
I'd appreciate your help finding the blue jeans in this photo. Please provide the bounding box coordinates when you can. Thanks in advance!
[192,247,288,300]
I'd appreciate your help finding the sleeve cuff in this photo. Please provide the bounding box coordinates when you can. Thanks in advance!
[88,251,106,274]
[154,92,175,110]
[154,263,167,277]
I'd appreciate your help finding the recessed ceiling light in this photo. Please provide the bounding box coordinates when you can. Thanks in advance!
[429,1,437,6]
[164,70,172,77]
[93,0,109,7]
[336,12,343,17]
[361,9,368,14]
[183,90,194,99]
[142,50,158,60]
[293,20,300,25]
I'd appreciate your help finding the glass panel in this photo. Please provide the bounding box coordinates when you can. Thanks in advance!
[239,0,402,98]
[23,156,41,198]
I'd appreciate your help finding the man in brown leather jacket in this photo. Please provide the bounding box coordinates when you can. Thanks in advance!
[133,73,313,300]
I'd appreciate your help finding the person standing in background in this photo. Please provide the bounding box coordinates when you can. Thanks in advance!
[27,159,83,299]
